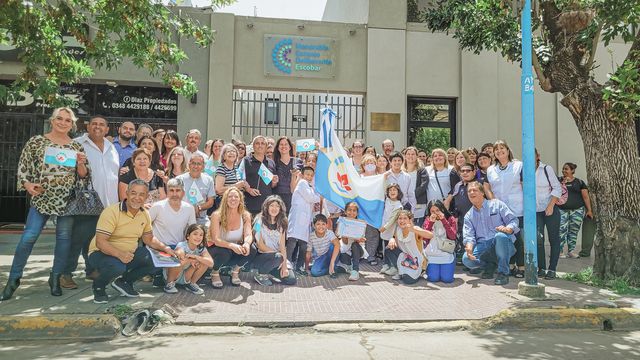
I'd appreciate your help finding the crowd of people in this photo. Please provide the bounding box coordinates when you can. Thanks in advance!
[0,107,595,304]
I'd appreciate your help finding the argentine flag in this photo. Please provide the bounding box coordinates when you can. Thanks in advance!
[315,108,385,228]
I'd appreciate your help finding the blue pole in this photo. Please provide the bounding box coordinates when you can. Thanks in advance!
[521,0,538,285]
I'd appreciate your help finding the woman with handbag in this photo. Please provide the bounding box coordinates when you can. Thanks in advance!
[422,200,457,283]
[1,107,88,300]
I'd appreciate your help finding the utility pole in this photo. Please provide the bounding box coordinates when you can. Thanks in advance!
[519,0,545,298]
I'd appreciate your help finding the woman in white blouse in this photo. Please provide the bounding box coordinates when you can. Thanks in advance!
[426,148,453,205]
[484,140,525,278]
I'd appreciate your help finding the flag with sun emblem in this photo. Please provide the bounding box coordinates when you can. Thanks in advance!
[316,108,385,227]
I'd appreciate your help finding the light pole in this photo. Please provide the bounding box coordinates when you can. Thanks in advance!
[519,0,545,297]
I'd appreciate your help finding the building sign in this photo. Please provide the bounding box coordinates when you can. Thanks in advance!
[264,35,337,79]
[0,82,178,119]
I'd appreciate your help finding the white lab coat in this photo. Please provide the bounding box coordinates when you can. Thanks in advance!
[287,179,320,242]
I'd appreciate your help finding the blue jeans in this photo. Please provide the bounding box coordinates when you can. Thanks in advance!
[310,244,334,277]
[9,207,74,279]
[88,246,156,289]
[65,215,99,275]
[426,260,456,283]
[462,232,515,275]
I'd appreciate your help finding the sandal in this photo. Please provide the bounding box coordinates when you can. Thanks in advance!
[210,271,223,289]
[514,269,525,279]
[230,268,242,286]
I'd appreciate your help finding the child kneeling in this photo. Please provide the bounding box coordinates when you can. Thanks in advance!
[164,224,213,294]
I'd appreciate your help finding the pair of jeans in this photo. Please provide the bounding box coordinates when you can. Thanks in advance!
[88,246,156,289]
[579,215,596,257]
[310,244,334,277]
[9,207,74,280]
[364,225,380,262]
[426,260,456,283]
[65,215,99,276]
[208,244,257,271]
[559,207,585,253]
[462,232,516,275]
[384,246,402,268]
[252,251,284,275]
[285,237,307,270]
[338,242,363,271]
[537,206,561,271]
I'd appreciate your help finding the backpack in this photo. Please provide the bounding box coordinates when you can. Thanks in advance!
[543,166,568,205]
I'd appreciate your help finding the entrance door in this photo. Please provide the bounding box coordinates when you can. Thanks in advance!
[407,97,456,154]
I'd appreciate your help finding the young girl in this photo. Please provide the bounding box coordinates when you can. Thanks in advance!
[379,184,404,275]
[330,201,367,281]
[252,196,297,286]
[164,224,213,295]
[384,210,432,284]
[422,200,457,283]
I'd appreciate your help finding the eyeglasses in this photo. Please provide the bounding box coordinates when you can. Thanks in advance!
[191,162,204,166]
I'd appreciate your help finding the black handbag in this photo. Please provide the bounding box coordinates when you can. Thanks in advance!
[63,176,104,216]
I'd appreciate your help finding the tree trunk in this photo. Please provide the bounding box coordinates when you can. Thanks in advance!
[561,84,640,286]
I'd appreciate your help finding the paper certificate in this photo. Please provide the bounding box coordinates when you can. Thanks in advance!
[147,246,181,268]
[296,139,316,152]
[44,147,77,167]
[335,217,367,239]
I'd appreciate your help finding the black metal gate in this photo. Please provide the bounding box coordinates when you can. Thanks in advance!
[232,89,366,143]
[0,113,46,224]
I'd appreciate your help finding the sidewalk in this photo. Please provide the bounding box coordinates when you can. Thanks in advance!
[0,233,638,335]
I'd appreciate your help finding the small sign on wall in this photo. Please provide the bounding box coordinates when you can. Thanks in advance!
[371,112,401,131]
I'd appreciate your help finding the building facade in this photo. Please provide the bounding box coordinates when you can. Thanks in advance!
[0,0,630,223]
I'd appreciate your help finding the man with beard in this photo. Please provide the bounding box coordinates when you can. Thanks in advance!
[61,116,121,289]
[113,121,137,167]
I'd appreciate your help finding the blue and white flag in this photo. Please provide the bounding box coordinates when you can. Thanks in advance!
[315,108,385,228]
[236,158,246,180]
[296,138,316,152]
[258,163,274,185]
[44,147,77,167]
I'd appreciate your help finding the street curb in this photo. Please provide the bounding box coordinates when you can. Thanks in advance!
[484,308,640,331]
[0,315,120,341]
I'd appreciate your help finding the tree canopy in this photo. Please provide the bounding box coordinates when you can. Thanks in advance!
[419,0,640,123]
[0,0,233,106]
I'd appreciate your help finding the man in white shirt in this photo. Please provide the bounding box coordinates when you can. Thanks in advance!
[63,116,120,289]
[177,154,215,227]
[149,178,197,247]
[183,129,207,164]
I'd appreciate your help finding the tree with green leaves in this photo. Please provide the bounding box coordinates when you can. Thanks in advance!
[0,0,232,105]
[420,0,640,285]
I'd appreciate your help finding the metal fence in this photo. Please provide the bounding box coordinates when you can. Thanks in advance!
[232,89,366,144]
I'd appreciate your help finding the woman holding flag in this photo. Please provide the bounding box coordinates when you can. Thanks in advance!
[273,136,303,214]
[242,135,278,216]
[1,107,88,300]
[215,144,247,197]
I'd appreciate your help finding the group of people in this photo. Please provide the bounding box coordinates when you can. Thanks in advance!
[0,107,594,304]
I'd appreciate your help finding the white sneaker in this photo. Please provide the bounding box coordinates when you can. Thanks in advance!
[349,270,360,281]
[379,264,390,274]
[384,267,398,276]
[392,273,402,280]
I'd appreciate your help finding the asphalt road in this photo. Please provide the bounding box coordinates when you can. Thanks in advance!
[1,329,638,360]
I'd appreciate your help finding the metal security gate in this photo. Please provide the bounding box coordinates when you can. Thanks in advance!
[232,89,366,143]
[0,113,46,224]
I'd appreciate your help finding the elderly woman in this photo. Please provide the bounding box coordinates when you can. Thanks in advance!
[208,187,256,288]
[215,143,247,196]
[122,135,164,172]
[1,107,88,300]
[118,148,166,205]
